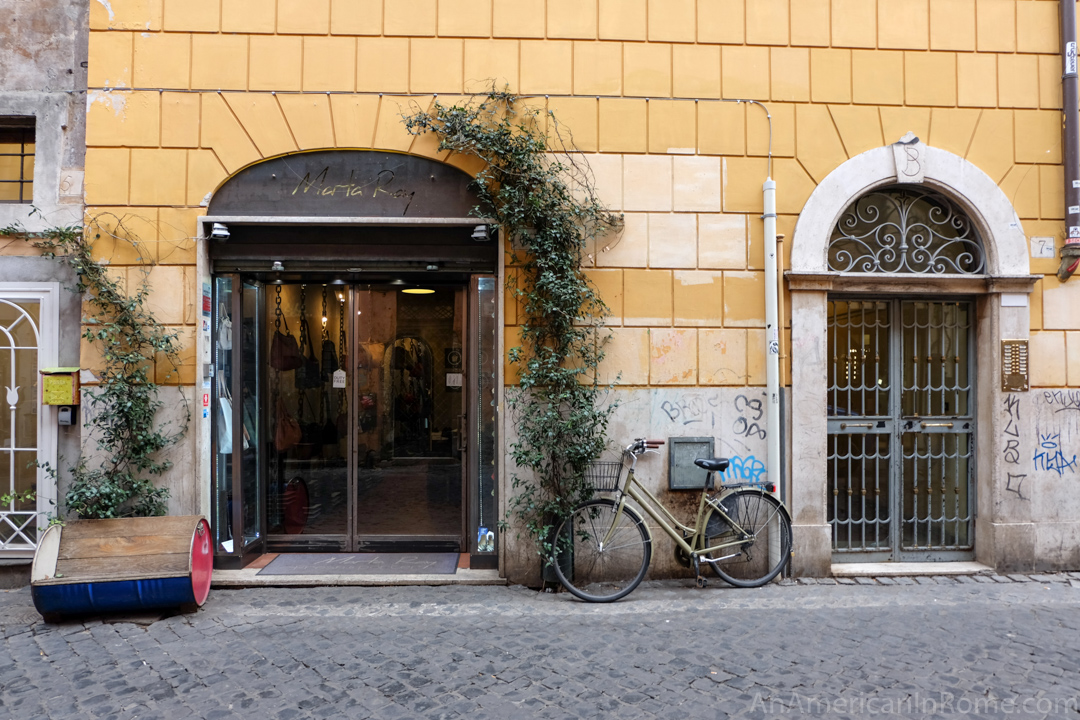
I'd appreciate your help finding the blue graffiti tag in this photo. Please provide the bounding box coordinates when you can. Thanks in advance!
[1033,433,1078,476]
[722,455,767,484]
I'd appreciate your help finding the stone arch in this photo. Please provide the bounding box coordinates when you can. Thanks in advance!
[194,92,485,207]
[206,148,483,218]
[791,144,1029,277]
[785,140,1039,577]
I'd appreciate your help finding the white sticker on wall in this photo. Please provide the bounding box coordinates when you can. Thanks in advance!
[446,372,463,388]
[1030,236,1056,259]
[1001,293,1029,308]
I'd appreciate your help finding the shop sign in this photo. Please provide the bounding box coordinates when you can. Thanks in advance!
[207,150,481,218]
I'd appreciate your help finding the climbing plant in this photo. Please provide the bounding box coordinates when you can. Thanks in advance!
[0,215,188,519]
[404,89,623,563]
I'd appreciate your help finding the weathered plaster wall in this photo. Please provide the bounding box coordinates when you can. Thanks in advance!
[0,0,88,232]
[503,386,777,585]
[993,389,1080,571]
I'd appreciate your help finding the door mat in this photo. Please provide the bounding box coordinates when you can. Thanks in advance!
[257,553,459,576]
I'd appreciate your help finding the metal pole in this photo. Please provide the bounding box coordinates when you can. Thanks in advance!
[763,179,781,492]
[1058,0,1080,281]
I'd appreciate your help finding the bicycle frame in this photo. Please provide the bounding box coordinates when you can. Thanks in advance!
[602,452,765,563]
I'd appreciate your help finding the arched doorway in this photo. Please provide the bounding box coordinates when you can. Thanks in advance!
[788,139,1037,574]
[825,185,983,561]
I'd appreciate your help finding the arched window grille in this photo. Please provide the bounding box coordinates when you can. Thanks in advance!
[827,186,986,275]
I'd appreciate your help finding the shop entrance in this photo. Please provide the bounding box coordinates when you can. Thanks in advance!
[269,280,466,551]
[213,275,496,557]
[204,149,501,569]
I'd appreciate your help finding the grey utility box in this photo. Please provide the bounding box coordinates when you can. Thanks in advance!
[668,436,715,490]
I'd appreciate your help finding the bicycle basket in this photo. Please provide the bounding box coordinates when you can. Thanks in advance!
[585,461,624,492]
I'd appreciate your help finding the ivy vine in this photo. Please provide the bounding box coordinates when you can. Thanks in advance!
[403,89,623,565]
[1,215,188,519]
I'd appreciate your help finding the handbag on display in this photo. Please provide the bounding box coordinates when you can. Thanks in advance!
[274,397,302,452]
[296,318,322,389]
[217,376,233,455]
[270,287,303,371]
[321,338,338,380]
[218,302,233,351]
[296,392,322,458]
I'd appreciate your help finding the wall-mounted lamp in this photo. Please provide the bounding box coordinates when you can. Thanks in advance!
[471,224,490,241]
[210,222,230,240]
[426,263,439,271]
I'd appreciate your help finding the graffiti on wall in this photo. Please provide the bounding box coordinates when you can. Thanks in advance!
[1033,433,1078,476]
[647,388,770,461]
[721,454,767,484]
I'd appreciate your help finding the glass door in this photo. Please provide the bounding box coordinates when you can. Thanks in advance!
[213,277,266,566]
[265,283,350,550]
[216,275,499,561]
[352,285,465,550]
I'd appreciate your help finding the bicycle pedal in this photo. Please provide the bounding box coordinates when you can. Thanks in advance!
[696,576,708,589]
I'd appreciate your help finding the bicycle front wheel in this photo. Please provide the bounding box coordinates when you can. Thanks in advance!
[703,489,791,588]
[551,499,651,603]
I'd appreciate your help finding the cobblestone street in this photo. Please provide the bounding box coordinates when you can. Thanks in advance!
[3,574,1080,719]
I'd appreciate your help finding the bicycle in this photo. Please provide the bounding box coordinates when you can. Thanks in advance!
[550,438,793,602]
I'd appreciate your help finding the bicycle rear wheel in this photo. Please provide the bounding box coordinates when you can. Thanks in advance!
[551,499,651,603]
[702,489,791,588]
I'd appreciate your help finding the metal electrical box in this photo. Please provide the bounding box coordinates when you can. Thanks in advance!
[40,367,81,406]
[668,436,715,490]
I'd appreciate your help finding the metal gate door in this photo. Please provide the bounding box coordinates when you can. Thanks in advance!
[827,298,975,561]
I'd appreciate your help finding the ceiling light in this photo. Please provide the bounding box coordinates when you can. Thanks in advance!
[402,288,435,294]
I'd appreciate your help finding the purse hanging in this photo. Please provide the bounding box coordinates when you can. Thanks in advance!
[217,374,233,454]
[270,285,302,371]
[320,286,338,380]
[296,286,323,389]
[274,397,302,452]
[218,302,233,351]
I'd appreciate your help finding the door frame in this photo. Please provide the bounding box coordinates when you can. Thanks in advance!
[209,272,501,562]
[0,282,60,556]
[787,142,1038,575]
[200,215,504,570]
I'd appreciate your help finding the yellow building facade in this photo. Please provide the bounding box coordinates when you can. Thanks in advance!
[62,0,1080,579]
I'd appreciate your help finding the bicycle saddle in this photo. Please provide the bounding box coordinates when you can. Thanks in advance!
[694,458,729,472]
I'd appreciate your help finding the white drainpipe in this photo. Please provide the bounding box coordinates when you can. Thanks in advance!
[762,178,781,493]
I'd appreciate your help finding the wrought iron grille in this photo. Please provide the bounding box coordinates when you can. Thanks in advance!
[899,300,973,552]
[828,186,986,275]
[827,299,974,559]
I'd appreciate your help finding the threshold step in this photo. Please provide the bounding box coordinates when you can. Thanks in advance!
[211,568,505,588]
[832,561,993,578]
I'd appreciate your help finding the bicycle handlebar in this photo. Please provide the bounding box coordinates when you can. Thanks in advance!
[626,438,666,455]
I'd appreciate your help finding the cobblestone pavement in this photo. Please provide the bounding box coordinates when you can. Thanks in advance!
[3,573,1080,719]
